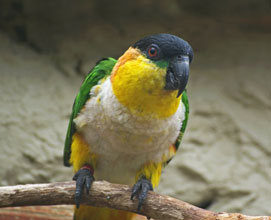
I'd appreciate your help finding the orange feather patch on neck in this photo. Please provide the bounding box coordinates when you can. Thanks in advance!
[111,47,141,80]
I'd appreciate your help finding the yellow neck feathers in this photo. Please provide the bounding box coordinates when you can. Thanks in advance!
[111,47,181,119]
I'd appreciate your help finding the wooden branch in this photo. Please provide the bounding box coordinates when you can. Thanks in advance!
[0,181,270,220]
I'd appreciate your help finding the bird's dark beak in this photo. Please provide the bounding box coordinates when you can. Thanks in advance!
[165,55,189,97]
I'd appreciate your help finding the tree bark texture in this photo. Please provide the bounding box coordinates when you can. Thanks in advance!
[0,181,270,220]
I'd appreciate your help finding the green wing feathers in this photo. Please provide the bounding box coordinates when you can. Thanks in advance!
[175,90,189,150]
[63,58,117,166]
[166,90,189,164]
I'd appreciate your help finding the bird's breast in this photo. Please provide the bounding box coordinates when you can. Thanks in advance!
[74,78,185,184]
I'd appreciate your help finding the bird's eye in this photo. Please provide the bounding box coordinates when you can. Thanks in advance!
[148,47,157,57]
[147,45,159,58]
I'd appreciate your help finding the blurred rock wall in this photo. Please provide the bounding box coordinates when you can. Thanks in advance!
[0,0,270,216]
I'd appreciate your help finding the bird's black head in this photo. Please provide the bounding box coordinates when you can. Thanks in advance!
[134,33,193,97]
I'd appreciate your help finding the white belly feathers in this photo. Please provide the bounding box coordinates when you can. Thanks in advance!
[74,78,185,185]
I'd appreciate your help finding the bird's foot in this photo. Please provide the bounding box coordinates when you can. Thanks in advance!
[131,177,153,212]
[72,165,95,208]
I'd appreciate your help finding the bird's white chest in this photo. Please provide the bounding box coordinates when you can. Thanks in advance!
[74,79,185,185]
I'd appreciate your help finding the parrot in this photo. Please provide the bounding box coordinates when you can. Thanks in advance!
[63,33,193,220]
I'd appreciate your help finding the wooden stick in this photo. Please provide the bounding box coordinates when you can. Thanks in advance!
[0,181,270,220]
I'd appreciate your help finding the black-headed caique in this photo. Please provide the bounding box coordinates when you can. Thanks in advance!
[64,33,193,220]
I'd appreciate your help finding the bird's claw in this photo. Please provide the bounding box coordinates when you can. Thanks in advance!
[72,166,94,208]
[131,177,153,212]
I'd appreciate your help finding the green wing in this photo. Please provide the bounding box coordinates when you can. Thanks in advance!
[175,89,189,150]
[63,58,117,166]
[166,90,189,164]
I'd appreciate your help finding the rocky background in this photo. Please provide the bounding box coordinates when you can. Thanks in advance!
[0,0,270,216]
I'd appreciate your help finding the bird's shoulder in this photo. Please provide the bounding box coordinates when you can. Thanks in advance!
[63,57,117,166]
